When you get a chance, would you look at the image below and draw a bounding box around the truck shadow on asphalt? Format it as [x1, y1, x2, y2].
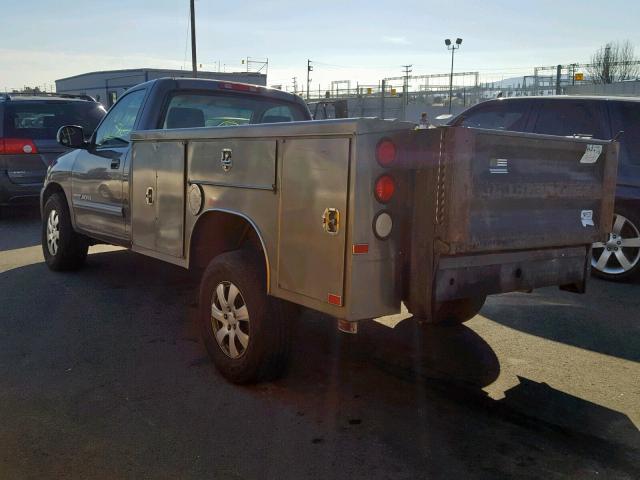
[481, 284, 640, 363]
[1, 249, 638, 478]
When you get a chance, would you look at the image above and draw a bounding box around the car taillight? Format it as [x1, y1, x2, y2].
[0, 138, 38, 155]
[376, 139, 396, 167]
[374, 174, 395, 203]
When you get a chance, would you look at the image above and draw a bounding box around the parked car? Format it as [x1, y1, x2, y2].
[449, 96, 640, 281]
[0, 92, 106, 210]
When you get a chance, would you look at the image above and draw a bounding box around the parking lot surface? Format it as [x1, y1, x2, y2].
[1, 208, 639, 479]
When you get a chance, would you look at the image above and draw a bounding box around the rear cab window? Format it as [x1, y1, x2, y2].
[457, 100, 531, 132]
[532, 100, 608, 139]
[161, 92, 308, 129]
[610, 101, 640, 166]
[3, 101, 106, 140]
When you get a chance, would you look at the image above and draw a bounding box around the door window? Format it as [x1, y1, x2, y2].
[94, 90, 145, 147]
[610, 102, 640, 166]
[533, 101, 606, 139]
[459, 101, 530, 132]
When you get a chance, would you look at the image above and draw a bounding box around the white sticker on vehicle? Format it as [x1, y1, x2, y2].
[580, 144, 602, 164]
[581, 210, 594, 227]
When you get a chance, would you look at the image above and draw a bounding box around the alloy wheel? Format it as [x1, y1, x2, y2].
[46, 209, 60, 256]
[592, 213, 640, 275]
[210, 281, 250, 359]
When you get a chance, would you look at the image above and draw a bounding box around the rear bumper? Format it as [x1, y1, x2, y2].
[434, 246, 590, 303]
[0, 170, 44, 206]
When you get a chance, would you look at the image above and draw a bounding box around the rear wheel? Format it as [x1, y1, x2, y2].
[42, 193, 88, 271]
[198, 250, 292, 384]
[423, 296, 486, 325]
[592, 206, 640, 282]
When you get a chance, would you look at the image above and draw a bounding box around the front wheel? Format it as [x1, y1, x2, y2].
[42, 193, 88, 271]
[198, 250, 292, 384]
[592, 207, 640, 282]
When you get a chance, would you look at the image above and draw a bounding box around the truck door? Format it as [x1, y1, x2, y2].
[72, 89, 146, 240]
[277, 137, 351, 306]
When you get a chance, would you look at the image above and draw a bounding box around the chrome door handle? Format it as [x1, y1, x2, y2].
[145, 187, 154, 205]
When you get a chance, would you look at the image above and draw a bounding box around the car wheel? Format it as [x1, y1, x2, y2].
[592, 206, 640, 282]
[421, 296, 487, 325]
[41, 193, 88, 271]
[198, 250, 292, 384]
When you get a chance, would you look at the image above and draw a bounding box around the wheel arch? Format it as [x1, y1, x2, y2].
[41, 182, 70, 220]
[189, 209, 271, 292]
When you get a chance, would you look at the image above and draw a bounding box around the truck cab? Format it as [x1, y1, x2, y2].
[43, 78, 310, 246]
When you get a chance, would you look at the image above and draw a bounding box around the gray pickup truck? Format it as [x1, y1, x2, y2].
[41, 78, 618, 383]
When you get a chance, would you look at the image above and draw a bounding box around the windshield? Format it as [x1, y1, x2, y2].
[3, 101, 106, 140]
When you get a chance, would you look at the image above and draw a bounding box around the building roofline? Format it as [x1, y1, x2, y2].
[56, 68, 265, 83]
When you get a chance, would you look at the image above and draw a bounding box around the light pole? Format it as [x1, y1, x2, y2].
[445, 38, 462, 113]
[190, 0, 197, 78]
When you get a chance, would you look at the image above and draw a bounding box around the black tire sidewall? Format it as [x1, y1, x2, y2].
[42, 193, 87, 271]
[198, 250, 280, 384]
[431, 296, 487, 325]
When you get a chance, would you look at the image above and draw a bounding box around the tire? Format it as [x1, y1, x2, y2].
[592, 205, 640, 282]
[198, 250, 292, 384]
[423, 296, 487, 325]
[42, 193, 88, 271]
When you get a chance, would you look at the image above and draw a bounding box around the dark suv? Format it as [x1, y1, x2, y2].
[0, 93, 106, 210]
[449, 96, 640, 281]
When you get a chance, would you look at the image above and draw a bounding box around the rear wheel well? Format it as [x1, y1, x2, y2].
[189, 211, 267, 277]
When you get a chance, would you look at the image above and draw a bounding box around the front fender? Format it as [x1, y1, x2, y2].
[40, 149, 81, 225]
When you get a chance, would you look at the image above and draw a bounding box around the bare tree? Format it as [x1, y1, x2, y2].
[587, 40, 639, 84]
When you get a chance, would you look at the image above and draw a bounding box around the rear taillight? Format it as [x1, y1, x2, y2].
[0, 138, 38, 155]
[374, 174, 395, 203]
[376, 139, 397, 167]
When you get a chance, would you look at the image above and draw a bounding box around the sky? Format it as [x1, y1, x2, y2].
[1, 0, 639, 92]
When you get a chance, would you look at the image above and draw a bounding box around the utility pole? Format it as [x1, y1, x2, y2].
[292, 77, 298, 95]
[555, 64, 562, 95]
[380, 79, 386, 119]
[401, 64, 412, 105]
[307, 60, 313, 100]
[190, 0, 197, 78]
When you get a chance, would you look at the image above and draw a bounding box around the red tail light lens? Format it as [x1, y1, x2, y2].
[376, 139, 396, 167]
[0, 138, 38, 155]
[374, 174, 395, 203]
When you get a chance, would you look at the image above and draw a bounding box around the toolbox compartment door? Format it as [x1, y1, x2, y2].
[277, 137, 350, 305]
[131, 141, 185, 258]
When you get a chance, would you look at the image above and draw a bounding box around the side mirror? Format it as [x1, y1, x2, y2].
[57, 125, 86, 149]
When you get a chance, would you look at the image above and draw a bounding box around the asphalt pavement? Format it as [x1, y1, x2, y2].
[1, 207, 639, 479]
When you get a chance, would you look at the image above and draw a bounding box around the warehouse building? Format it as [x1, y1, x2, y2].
[55, 68, 267, 107]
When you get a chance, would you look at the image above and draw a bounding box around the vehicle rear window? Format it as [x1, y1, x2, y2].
[3, 101, 106, 139]
[610, 102, 640, 166]
[533, 101, 607, 139]
[162, 93, 307, 129]
[458, 101, 529, 132]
